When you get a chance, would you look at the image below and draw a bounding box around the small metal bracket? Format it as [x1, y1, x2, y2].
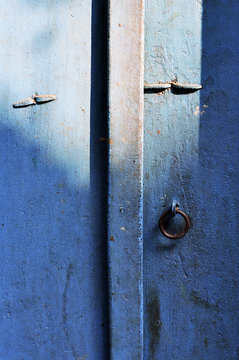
[12, 96, 36, 108]
[144, 81, 202, 94]
[171, 82, 202, 91]
[171, 82, 202, 94]
[13, 93, 56, 108]
[171, 199, 180, 217]
[34, 93, 57, 104]
[144, 83, 171, 93]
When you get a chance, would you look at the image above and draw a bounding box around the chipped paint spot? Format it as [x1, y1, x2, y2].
[146, 130, 161, 136]
[194, 106, 200, 116]
[195, 104, 208, 116]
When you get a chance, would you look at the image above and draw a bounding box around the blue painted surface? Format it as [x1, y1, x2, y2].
[144, 0, 239, 359]
[1, 1, 239, 358]
[0, 0, 108, 358]
[108, 1, 144, 358]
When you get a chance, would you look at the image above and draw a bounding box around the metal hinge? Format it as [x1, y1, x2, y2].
[144, 81, 202, 94]
[13, 93, 56, 108]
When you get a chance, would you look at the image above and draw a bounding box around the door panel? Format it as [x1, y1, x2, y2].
[0, 1, 108, 358]
[144, 1, 239, 359]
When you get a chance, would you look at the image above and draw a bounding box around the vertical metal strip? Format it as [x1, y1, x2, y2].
[108, 1, 144, 358]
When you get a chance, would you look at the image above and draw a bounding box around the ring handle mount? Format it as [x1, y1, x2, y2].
[159, 206, 190, 239]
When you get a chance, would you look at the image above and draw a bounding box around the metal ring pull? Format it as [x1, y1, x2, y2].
[159, 204, 190, 239]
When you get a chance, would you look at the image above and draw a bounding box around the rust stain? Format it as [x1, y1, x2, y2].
[100, 137, 113, 144]
[147, 130, 161, 136]
[146, 289, 162, 359]
[110, 236, 115, 242]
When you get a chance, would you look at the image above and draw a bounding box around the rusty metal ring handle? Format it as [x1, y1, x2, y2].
[159, 208, 190, 239]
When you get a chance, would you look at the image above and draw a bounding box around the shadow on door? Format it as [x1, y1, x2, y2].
[198, 1, 239, 356]
[0, 1, 109, 359]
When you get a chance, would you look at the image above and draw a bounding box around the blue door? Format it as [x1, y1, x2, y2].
[144, 0, 239, 359]
[0, 1, 108, 358]
[1, 1, 238, 359]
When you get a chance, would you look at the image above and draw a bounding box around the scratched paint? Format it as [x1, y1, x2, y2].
[144, 1, 239, 359]
[0, 0, 108, 358]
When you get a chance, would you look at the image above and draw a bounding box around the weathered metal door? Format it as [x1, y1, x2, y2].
[1, 1, 239, 359]
[144, 1, 239, 359]
[0, 1, 108, 359]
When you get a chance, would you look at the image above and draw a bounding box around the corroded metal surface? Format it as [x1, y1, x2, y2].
[144, 83, 171, 90]
[13, 93, 56, 107]
[159, 207, 190, 240]
[108, 0, 144, 358]
[12, 96, 37, 108]
[171, 82, 202, 90]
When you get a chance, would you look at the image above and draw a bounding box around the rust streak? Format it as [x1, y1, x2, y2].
[146, 289, 162, 359]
